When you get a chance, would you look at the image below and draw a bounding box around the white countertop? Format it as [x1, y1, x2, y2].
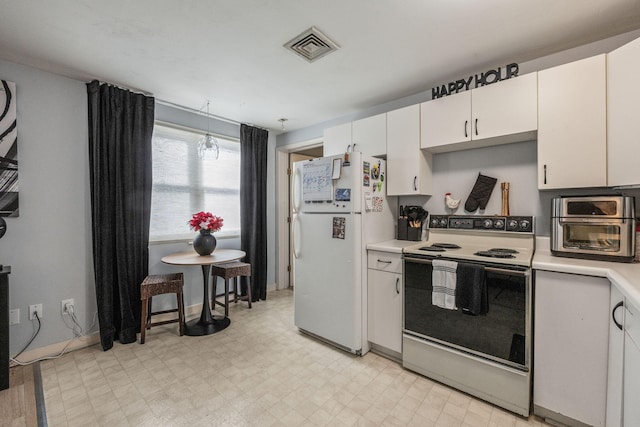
[534, 236, 640, 308]
[367, 239, 422, 254]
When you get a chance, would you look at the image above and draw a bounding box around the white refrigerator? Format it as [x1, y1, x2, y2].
[292, 152, 395, 355]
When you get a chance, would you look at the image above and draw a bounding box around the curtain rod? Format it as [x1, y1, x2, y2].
[155, 98, 242, 126]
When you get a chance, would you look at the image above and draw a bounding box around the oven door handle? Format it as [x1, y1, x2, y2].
[403, 256, 528, 276]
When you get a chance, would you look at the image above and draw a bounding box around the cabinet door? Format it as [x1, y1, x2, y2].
[420, 90, 471, 151]
[533, 270, 610, 426]
[538, 55, 607, 189]
[471, 72, 537, 141]
[352, 113, 386, 157]
[608, 37, 640, 187]
[323, 122, 351, 157]
[387, 104, 432, 195]
[624, 299, 640, 426]
[368, 269, 402, 354]
[607, 285, 625, 427]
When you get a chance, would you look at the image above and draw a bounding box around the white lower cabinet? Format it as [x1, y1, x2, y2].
[367, 250, 402, 357]
[607, 284, 640, 427]
[624, 298, 640, 426]
[607, 285, 624, 427]
[533, 270, 610, 427]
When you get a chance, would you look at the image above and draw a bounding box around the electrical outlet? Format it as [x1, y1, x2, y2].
[29, 304, 43, 320]
[9, 309, 20, 325]
[61, 299, 74, 315]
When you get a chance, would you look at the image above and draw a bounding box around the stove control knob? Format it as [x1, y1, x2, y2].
[440, 218, 448, 227]
[494, 219, 504, 229]
[508, 219, 519, 230]
[520, 219, 531, 231]
[431, 218, 439, 227]
[483, 219, 493, 229]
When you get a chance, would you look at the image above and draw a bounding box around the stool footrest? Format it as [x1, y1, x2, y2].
[150, 308, 179, 316]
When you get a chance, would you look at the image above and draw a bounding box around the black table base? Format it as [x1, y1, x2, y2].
[184, 264, 230, 336]
[184, 316, 230, 336]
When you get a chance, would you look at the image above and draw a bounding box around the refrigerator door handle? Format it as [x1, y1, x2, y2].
[292, 214, 301, 259]
[292, 165, 302, 213]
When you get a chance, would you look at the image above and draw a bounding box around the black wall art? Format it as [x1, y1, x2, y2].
[0, 80, 18, 217]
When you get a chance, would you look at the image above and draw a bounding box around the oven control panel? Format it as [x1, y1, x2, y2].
[429, 215, 534, 233]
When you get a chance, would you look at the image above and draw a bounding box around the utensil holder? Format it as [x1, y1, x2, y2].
[398, 218, 422, 241]
[398, 218, 408, 240]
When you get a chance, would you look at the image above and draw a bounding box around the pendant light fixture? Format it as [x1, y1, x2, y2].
[198, 101, 219, 160]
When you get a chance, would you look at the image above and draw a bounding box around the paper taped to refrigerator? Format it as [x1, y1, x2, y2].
[303, 158, 333, 202]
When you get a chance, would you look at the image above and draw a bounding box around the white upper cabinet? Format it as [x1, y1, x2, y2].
[420, 90, 472, 149]
[352, 113, 387, 157]
[608, 36, 640, 187]
[471, 72, 537, 141]
[421, 72, 537, 152]
[323, 122, 352, 156]
[538, 54, 607, 189]
[387, 104, 432, 196]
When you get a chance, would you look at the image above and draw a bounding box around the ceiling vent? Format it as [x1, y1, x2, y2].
[284, 26, 339, 63]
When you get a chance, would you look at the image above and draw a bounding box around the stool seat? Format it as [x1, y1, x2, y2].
[211, 262, 252, 315]
[140, 273, 185, 344]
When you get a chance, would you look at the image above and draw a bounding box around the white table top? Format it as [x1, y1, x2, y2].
[161, 249, 245, 266]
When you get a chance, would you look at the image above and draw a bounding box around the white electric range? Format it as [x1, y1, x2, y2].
[402, 214, 535, 416]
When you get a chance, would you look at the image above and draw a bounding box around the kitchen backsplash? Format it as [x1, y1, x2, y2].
[398, 139, 640, 237]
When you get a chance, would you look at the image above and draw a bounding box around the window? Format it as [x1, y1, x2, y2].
[150, 123, 240, 241]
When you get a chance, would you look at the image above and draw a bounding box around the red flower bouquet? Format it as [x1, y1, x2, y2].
[188, 211, 224, 233]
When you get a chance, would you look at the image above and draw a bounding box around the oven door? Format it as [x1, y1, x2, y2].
[403, 256, 531, 371]
[551, 218, 634, 259]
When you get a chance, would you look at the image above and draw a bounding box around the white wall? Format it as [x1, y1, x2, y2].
[0, 63, 278, 357]
[0, 58, 95, 356]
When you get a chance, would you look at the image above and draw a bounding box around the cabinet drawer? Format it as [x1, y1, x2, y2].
[368, 251, 402, 273]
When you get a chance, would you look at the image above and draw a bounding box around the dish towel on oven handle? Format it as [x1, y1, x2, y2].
[432, 259, 458, 310]
[455, 262, 488, 315]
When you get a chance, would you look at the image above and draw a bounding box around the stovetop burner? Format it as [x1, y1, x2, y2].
[474, 251, 516, 259]
[432, 243, 461, 249]
[488, 248, 519, 254]
[419, 246, 446, 252]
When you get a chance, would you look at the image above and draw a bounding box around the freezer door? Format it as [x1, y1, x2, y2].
[295, 154, 362, 214]
[293, 213, 363, 352]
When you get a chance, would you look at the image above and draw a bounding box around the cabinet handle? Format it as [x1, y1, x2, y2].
[464, 120, 468, 138]
[543, 164, 547, 185]
[377, 259, 392, 264]
[353, 143, 357, 152]
[475, 118, 478, 136]
[395, 277, 400, 294]
[347, 144, 351, 153]
[413, 176, 417, 191]
[613, 301, 624, 331]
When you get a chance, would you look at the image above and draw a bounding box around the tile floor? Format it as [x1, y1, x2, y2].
[41, 289, 551, 426]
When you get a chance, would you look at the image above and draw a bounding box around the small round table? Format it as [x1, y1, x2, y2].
[161, 249, 245, 336]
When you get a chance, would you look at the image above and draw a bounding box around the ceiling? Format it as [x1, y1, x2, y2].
[2, 1, 640, 134]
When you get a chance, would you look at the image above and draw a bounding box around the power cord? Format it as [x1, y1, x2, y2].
[10, 307, 99, 366]
[10, 312, 42, 363]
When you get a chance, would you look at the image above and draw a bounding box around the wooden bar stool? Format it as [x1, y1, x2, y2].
[211, 262, 252, 316]
[139, 273, 185, 344]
